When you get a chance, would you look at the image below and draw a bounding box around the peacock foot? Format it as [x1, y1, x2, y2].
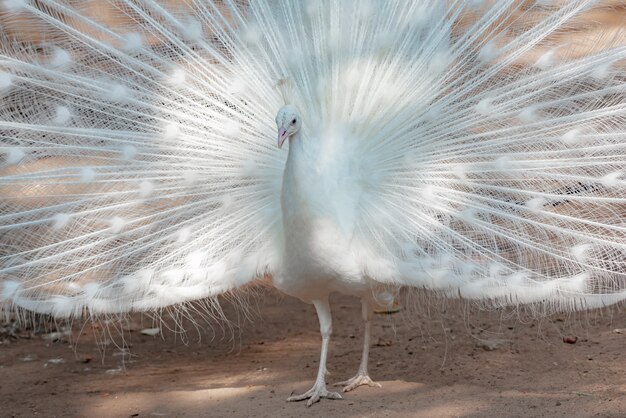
[334, 374, 382, 392]
[287, 382, 343, 407]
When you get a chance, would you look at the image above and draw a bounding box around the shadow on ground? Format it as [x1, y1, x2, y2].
[2, 288, 626, 418]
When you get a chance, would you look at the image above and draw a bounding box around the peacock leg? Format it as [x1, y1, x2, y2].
[334, 299, 382, 392]
[287, 298, 342, 406]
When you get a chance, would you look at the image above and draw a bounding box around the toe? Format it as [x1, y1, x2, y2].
[287, 391, 310, 402]
[338, 375, 381, 392]
[327, 391, 343, 400]
[343, 383, 358, 392]
[306, 394, 321, 407]
[288, 385, 343, 405]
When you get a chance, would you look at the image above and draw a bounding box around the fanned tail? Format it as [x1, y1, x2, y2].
[0, 0, 285, 317]
[1, 0, 625, 319]
[344, 1, 626, 312]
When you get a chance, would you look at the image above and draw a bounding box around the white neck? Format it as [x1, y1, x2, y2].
[285, 129, 305, 160]
[281, 129, 312, 216]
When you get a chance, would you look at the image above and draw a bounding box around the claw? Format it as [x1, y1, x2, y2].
[334, 374, 381, 392]
[287, 382, 342, 406]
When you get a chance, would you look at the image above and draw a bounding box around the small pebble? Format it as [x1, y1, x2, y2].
[140, 328, 160, 336]
[476, 340, 501, 351]
[375, 338, 392, 347]
[563, 336, 578, 344]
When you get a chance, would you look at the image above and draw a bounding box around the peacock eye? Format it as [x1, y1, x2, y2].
[292, 118, 297, 124]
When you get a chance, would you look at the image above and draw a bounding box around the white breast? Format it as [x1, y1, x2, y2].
[275, 130, 373, 302]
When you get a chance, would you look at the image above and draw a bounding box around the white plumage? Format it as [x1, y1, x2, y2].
[1, 0, 626, 406]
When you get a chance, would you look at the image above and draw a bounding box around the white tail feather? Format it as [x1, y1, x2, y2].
[1, 0, 626, 319]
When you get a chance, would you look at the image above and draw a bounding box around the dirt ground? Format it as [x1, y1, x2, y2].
[2, 288, 626, 418]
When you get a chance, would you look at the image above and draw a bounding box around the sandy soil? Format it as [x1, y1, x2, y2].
[2, 288, 626, 418]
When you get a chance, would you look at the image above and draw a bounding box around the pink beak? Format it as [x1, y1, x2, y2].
[277, 128, 289, 149]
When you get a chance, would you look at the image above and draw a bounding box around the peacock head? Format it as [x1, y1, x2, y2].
[275, 105, 301, 149]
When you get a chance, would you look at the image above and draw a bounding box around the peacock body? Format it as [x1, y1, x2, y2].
[1, 0, 626, 405]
